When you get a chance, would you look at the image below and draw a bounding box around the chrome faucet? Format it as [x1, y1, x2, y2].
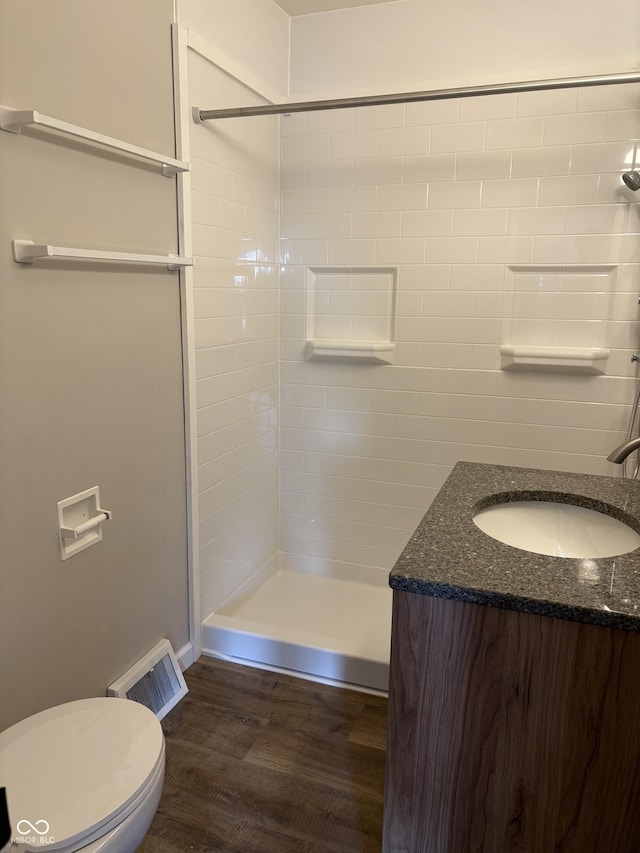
[607, 437, 640, 463]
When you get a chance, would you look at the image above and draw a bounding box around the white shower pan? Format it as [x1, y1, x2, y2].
[201, 556, 392, 692]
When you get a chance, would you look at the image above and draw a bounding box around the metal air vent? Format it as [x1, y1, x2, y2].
[107, 639, 188, 720]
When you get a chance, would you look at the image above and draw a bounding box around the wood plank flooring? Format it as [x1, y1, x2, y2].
[138, 656, 388, 853]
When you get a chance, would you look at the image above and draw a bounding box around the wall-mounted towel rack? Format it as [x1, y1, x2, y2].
[0, 105, 189, 177]
[12, 240, 193, 270]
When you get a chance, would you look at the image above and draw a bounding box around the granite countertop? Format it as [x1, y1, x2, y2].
[390, 461, 640, 631]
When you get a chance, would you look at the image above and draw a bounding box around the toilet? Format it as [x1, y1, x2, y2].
[0, 697, 164, 852]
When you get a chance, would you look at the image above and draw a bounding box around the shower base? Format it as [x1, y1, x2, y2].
[201, 556, 392, 692]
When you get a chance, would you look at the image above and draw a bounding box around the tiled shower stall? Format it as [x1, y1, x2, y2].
[188, 39, 640, 688]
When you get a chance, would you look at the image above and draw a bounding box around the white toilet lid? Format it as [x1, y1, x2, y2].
[0, 697, 164, 852]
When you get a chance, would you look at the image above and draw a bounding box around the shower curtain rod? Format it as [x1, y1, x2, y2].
[195, 71, 640, 121]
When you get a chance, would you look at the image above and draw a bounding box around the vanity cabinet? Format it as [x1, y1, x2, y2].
[383, 461, 640, 853]
[382, 590, 640, 852]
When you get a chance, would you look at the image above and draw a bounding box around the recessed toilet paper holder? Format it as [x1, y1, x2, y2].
[57, 486, 112, 560]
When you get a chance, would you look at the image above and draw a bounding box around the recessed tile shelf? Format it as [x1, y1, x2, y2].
[500, 345, 610, 374]
[501, 264, 617, 375]
[306, 339, 395, 364]
[305, 266, 397, 366]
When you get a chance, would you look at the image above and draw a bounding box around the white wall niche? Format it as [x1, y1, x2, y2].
[501, 264, 618, 374]
[305, 266, 397, 364]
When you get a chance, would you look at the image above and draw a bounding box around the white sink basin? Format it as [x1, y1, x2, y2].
[473, 500, 640, 558]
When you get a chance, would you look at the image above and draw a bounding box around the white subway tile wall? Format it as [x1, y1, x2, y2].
[189, 53, 280, 616]
[279, 83, 640, 576]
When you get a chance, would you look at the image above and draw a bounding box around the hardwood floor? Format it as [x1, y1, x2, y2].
[138, 656, 388, 853]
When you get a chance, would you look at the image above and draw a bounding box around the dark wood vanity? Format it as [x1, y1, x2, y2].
[382, 462, 640, 852]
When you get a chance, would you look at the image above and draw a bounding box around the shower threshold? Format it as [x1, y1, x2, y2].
[201, 556, 392, 693]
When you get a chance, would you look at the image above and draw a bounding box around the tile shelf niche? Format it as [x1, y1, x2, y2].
[305, 339, 396, 364]
[500, 345, 610, 374]
[305, 266, 397, 366]
[500, 264, 617, 375]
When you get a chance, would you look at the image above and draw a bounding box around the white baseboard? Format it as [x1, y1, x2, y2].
[176, 641, 196, 671]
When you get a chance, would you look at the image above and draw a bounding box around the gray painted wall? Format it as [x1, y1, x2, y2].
[0, 0, 189, 730]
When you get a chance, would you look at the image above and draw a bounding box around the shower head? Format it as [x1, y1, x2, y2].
[622, 171, 640, 191]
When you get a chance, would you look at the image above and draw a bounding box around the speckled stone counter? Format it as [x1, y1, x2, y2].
[390, 461, 640, 631]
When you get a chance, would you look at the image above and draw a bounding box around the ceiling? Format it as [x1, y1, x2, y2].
[272, 0, 402, 16]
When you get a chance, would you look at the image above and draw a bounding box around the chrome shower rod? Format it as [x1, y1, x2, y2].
[195, 71, 640, 121]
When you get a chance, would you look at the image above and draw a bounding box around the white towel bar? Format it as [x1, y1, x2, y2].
[12, 240, 193, 270]
[0, 105, 189, 177]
